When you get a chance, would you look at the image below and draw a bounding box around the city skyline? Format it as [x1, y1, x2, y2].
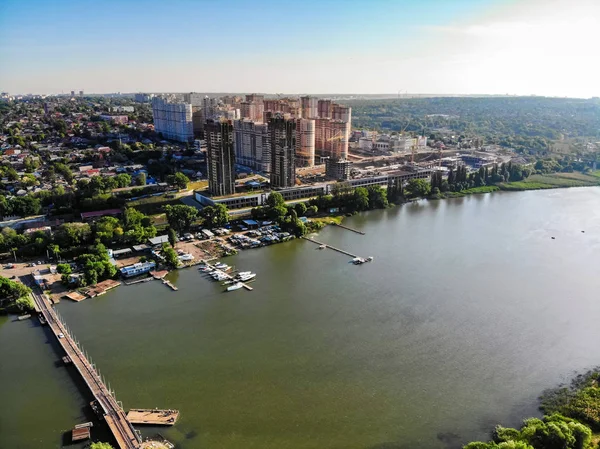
[1, 0, 599, 98]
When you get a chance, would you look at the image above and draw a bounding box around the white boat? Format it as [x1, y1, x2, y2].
[227, 282, 243, 291]
[236, 271, 251, 276]
[318, 244, 326, 249]
[215, 262, 229, 269]
[238, 273, 256, 282]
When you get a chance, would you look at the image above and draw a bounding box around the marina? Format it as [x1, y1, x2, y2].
[200, 260, 254, 291]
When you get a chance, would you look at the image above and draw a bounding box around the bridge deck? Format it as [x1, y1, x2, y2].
[30, 286, 140, 449]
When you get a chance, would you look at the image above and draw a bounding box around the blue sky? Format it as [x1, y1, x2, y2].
[1, 0, 598, 97]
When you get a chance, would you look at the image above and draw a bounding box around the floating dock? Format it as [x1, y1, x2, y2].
[127, 409, 180, 426]
[333, 223, 366, 235]
[64, 291, 86, 302]
[72, 423, 92, 442]
[81, 279, 122, 298]
[162, 280, 178, 291]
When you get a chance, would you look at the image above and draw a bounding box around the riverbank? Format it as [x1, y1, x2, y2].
[420, 171, 600, 201]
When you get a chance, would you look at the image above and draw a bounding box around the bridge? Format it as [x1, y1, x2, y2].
[28, 282, 141, 449]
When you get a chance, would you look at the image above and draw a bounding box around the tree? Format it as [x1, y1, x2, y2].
[0, 276, 31, 301]
[55, 223, 92, 248]
[162, 243, 179, 269]
[352, 187, 370, 211]
[464, 414, 593, 449]
[164, 204, 199, 232]
[136, 172, 147, 186]
[48, 244, 61, 261]
[406, 179, 431, 198]
[265, 192, 285, 208]
[294, 202, 307, 216]
[115, 173, 132, 188]
[367, 186, 389, 209]
[90, 442, 114, 449]
[199, 203, 229, 228]
[56, 263, 71, 275]
[167, 172, 190, 190]
[168, 228, 177, 247]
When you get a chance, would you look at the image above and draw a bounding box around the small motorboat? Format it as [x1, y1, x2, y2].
[238, 273, 256, 282]
[227, 282, 244, 292]
[318, 244, 326, 250]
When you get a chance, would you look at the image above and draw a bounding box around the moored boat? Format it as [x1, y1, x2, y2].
[227, 282, 243, 292]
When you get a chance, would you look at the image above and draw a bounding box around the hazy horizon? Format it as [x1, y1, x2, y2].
[1, 0, 599, 98]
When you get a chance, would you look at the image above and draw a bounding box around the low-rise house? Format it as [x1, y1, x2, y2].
[120, 261, 156, 278]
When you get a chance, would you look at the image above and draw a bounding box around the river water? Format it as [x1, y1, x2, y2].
[2, 187, 600, 449]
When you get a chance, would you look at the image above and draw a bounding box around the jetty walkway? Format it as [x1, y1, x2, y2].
[28, 282, 141, 449]
[302, 237, 359, 258]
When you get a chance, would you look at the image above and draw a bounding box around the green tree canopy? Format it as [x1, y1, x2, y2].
[164, 204, 199, 232]
[200, 203, 229, 228]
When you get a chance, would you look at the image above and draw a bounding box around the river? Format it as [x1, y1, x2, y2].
[2, 187, 600, 449]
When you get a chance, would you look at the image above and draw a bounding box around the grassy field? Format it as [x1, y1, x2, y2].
[187, 180, 208, 191]
[127, 194, 182, 214]
[499, 172, 600, 191]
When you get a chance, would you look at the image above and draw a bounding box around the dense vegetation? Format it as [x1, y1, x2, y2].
[464, 369, 600, 449]
[464, 414, 593, 449]
[0, 207, 156, 261]
[540, 369, 600, 432]
[0, 276, 33, 312]
[349, 97, 600, 155]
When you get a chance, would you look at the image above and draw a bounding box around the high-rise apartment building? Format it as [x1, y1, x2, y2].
[240, 94, 264, 122]
[300, 96, 318, 119]
[317, 99, 332, 119]
[295, 118, 315, 167]
[205, 119, 236, 196]
[314, 100, 351, 161]
[234, 119, 270, 172]
[152, 96, 194, 142]
[325, 158, 352, 180]
[135, 93, 154, 103]
[264, 98, 301, 118]
[183, 92, 204, 107]
[269, 115, 296, 188]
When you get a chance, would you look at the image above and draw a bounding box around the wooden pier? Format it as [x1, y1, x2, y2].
[302, 237, 359, 258]
[124, 277, 154, 286]
[333, 223, 365, 235]
[127, 409, 179, 426]
[162, 280, 178, 291]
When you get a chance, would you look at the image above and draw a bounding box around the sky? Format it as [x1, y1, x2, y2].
[0, 0, 598, 97]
